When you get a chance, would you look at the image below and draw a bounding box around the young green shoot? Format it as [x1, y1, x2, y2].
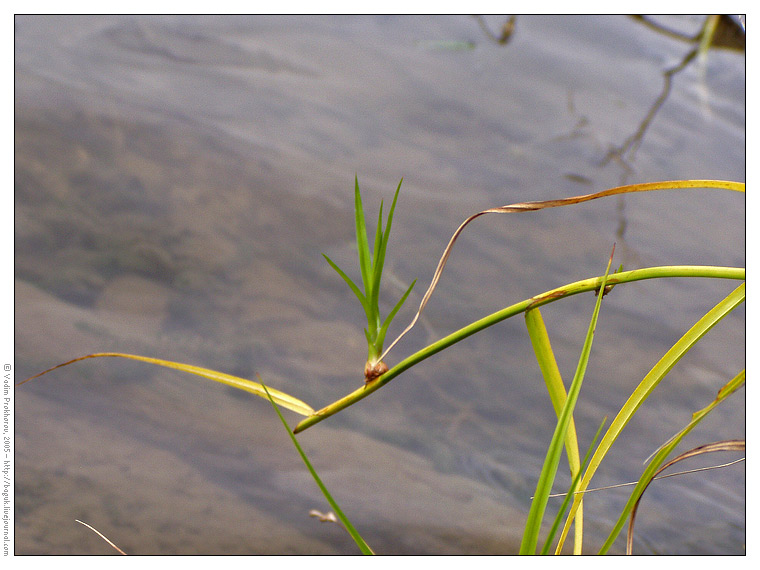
[322, 176, 416, 382]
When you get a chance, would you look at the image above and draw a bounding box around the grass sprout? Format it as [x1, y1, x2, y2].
[322, 176, 416, 382]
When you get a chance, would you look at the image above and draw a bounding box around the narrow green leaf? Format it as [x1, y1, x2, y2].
[367, 197, 385, 327]
[598, 369, 745, 554]
[540, 416, 607, 555]
[322, 254, 370, 315]
[354, 176, 373, 296]
[370, 179, 403, 314]
[262, 383, 375, 555]
[376, 279, 417, 353]
[525, 307, 583, 553]
[520, 246, 614, 555]
[525, 308, 582, 472]
[20, 352, 315, 417]
[372, 199, 385, 275]
[369, 204, 384, 321]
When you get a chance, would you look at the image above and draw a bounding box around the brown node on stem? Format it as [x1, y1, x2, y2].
[364, 360, 388, 383]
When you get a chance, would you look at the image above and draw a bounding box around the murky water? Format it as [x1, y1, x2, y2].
[14, 15, 744, 554]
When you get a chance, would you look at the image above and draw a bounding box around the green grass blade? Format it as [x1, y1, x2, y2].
[525, 308, 582, 475]
[370, 179, 403, 315]
[376, 278, 417, 353]
[525, 307, 584, 553]
[520, 246, 614, 555]
[372, 199, 385, 267]
[368, 200, 387, 320]
[371, 198, 385, 287]
[556, 281, 745, 552]
[323, 253, 370, 315]
[368, 200, 385, 329]
[354, 175, 373, 296]
[261, 383, 375, 555]
[20, 352, 315, 416]
[598, 369, 745, 554]
[540, 416, 607, 555]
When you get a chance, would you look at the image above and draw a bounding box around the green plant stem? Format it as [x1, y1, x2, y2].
[294, 264, 743, 433]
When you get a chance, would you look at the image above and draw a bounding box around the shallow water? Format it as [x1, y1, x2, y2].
[14, 15, 744, 554]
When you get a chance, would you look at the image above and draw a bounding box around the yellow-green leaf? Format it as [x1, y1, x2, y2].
[20, 352, 315, 417]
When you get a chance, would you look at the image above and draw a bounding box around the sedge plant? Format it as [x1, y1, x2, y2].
[321, 176, 416, 382]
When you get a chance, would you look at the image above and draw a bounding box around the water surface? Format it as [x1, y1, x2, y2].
[15, 15, 744, 554]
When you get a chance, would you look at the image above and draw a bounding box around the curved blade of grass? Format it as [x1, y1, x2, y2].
[555, 282, 745, 553]
[379, 179, 744, 363]
[525, 307, 584, 553]
[540, 416, 607, 555]
[625, 438, 744, 555]
[19, 352, 315, 417]
[294, 265, 744, 433]
[376, 278, 417, 352]
[519, 245, 615, 555]
[261, 382, 375, 555]
[323, 253, 369, 313]
[600, 369, 744, 554]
